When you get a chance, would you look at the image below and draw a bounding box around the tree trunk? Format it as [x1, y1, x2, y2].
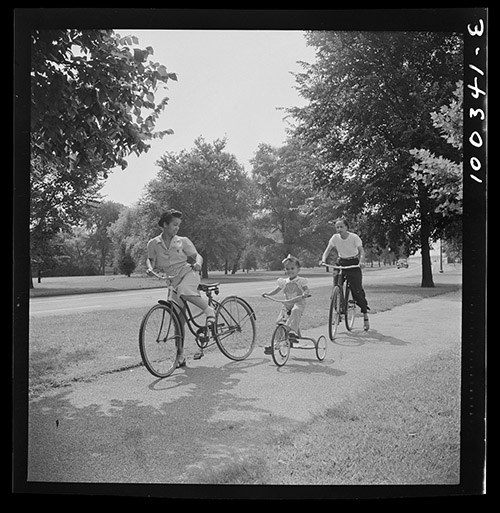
[418, 185, 435, 288]
[201, 250, 209, 279]
[101, 249, 106, 275]
[420, 235, 435, 287]
[231, 249, 243, 275]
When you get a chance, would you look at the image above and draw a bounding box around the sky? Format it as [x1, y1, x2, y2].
[100, 30, 317, 206]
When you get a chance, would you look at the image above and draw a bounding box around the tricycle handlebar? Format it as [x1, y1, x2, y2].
[262, 293, 311, 303]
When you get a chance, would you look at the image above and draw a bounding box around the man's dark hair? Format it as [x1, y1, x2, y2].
[334, 217, 350, 229]
[158, 209, 183, 227]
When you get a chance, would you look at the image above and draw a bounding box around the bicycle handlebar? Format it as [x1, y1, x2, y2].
[147, 270, 179, 282]
[147, 265, 194, 282]
[319, 262, 360, 270]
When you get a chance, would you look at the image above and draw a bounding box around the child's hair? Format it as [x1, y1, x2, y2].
[282, 254, 301, 267]
[334, 217, 350, 229]
[158, 209, 182, 227]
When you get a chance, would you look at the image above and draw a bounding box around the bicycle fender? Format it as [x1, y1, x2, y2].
[221, 295, 257, 320]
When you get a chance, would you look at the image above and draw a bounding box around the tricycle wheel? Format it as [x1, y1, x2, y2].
[271, 324, 290, 367]
[315, 335, 327, 361]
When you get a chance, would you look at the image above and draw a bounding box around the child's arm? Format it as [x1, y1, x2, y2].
[262, 286, 282, 297]
[288, 284, 311, 303]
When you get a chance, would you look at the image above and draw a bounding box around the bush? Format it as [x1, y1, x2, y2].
[116, 244, 136, 277]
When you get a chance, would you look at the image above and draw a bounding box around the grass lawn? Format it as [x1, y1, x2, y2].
[201, 347, 461, 485]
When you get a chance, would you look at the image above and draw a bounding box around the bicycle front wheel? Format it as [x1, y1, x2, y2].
[271, 324, 290, 367]
[214, 296, 256, 360]
[139, 303, 182, 378]
[344, 285, 356, 331]
[329, 286, 342, 341]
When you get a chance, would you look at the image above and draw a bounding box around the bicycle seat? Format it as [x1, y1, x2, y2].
[198, 282, 220, 292]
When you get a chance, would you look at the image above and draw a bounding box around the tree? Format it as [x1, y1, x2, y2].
[108, 205, 150, 271]
[31, 29, 176, 176]
[85, 201, 124, 274]
[47, 226, 100, 276]
[30, 29, 177, 285]
[141, 137, 256, 278]
[410, 80, 463, 251]
[290, 31, 463, 286]
[251, 138, 328, 269]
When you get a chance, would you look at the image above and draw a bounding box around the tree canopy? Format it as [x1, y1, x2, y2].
[30, 29, 176, 240]
[141, 137, 256, 278]
[29, 30, 464, 285]
[289, 31, 463, 286]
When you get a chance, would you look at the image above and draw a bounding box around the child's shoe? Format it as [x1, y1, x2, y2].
[288, 332, 299, 346]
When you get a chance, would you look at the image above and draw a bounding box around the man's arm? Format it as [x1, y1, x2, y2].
[357, 244, 365, 266]
[321, 240, 335, 263]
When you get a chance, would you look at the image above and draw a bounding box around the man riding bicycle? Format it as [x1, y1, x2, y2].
[320, 217, 370, 331]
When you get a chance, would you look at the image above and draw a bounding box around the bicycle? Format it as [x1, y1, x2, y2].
[139, 268, 257, 378]
[263, 294, 327, 367]
[321, 263, 360, 341]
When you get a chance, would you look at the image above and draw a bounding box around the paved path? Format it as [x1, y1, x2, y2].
[27, 287, 461, 484]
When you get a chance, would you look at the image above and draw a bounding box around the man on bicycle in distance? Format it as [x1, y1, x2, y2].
[320, 217, 370, 331]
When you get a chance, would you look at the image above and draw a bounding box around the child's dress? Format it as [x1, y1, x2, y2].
[276, 276, 309, 335]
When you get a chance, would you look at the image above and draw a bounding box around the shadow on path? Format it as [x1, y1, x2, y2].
[28, 356, 299, 484]
[333, 328, 411, 347]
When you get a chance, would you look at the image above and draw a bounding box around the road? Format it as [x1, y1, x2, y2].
[25, 264, 462, 486]
[29, 264, 426, 317]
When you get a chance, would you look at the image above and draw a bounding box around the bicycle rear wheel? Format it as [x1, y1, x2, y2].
[344, 285, 356, 331]
[214, 296, 256, 360]
[139, 303, 182, 378]
[271, 324, 290, 367]
[328, 286, 342, 341]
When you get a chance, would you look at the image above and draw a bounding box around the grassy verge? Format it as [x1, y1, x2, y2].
[202, 347, 461, 485]
[28, 266, 393, 298]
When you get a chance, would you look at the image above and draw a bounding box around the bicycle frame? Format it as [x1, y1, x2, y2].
[322, 263, 359, 339]
[151, 269, 254, 349]
[148, 268, 215, 343]
[332, 265, 359, 309]
[166, 295, 221, 343]
[140, 269, 257, 378]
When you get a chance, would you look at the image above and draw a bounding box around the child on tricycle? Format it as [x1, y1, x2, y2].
[262, 255, 327, 366]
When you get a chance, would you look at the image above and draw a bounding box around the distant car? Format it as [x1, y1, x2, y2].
[396, 259, 409, 269]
